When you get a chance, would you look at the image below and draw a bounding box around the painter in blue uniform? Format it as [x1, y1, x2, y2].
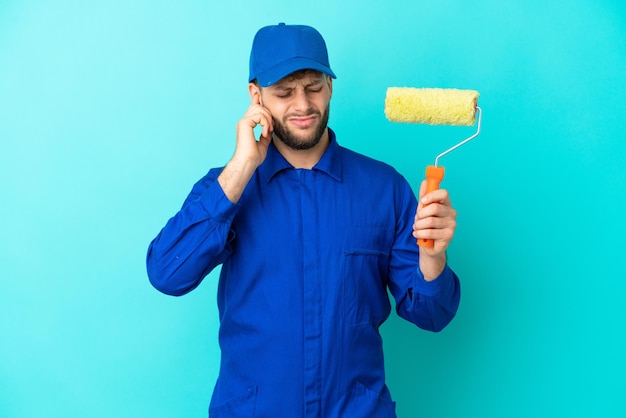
[147, 23, 461, 418]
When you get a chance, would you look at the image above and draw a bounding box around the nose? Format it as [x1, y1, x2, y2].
[292, 88, 312, 112]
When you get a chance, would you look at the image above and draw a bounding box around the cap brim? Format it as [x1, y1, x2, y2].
[254, 57, 336, 87]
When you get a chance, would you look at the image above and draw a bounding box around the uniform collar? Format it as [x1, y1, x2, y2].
[259, 128, 343, 183]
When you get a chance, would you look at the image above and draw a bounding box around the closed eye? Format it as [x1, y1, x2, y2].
[274, 89, 293, 99]
[272, 81, 325, 98]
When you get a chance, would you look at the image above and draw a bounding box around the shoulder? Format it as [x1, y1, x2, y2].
[339, 145, 405, 182]
[338, 145, 416, 201]
[337, 145, 418, 218]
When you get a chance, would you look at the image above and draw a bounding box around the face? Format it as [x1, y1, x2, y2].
[253, 71, 332, 150]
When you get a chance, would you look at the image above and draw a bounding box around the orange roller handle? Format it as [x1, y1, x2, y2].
[418, 165, 445, 248]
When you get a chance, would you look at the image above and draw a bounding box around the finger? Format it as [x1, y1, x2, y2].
[414, 202, 456, 229]
[413, 214, 456, 238]
[254, 104, 273, 127]
[414, 212, 456, 231]
[420, 188, 451, 207]
[243, 105, 273, 137]
[417, 201, 456, 218]
[416, 200, 440, 221]
[412, 226, 455, 243]
[258, 112, 274, 140]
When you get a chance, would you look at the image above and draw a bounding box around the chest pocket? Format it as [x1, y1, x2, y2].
[342, 225, 393, 326]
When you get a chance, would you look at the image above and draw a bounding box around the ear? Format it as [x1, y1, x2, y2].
[249, 82, 262, 105]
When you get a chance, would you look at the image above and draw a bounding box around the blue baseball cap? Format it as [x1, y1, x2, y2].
[249, 23, 337, 87]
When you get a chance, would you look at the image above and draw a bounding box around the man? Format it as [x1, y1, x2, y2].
[147, 23, 460, 417]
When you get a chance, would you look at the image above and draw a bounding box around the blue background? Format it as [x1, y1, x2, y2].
[1, 1, 625, 416]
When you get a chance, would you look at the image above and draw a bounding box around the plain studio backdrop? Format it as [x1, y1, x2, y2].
[1, 1, 625, 417]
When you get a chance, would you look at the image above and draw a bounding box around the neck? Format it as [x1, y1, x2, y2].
[273, 128, 330, 169]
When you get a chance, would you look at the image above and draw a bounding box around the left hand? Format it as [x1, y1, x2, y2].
[413, 180, 457, 257]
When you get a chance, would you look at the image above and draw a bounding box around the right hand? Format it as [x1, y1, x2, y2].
[233, 96, 274, 168]
[217, 96, 274, 203]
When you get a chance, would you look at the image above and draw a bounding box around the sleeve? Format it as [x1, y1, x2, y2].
[387, 177, 461, 332]
[146, 168, 239, 296]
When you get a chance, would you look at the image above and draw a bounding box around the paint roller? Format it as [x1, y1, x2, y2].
[384, 87, 482, 248]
